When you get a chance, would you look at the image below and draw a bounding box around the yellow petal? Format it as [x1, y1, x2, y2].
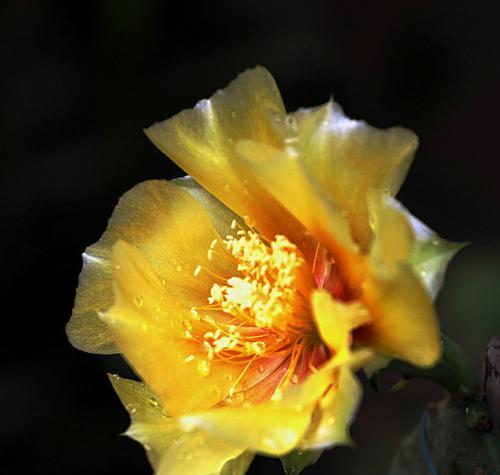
[145, 67, 303, 242]
[66, 179, 236, 355]
[311, 289, 371, 358]
[179, 349, 370, 456]
[301, 368, 362, 449]
[109, 374, 250, 475]
[173, 176, 243, 239]
[367, 189, 415, 274]
[235, 139, 365, 290]
[360, 263, 440, 367]
[103, 240, 243, 416]
[293, 100, 418, 248]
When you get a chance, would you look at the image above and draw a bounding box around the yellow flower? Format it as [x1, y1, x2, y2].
[67, 67, 458, 474]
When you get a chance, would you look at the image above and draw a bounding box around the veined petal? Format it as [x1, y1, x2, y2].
[109, 374, 250, 475]
[293, 100, 418, 248]
[179, 348, 370, 456]
[145, 67, 303, 242]
[235, 139, 366, 291]
[359, 263, 440, 367]
[67, 179, 237, 355]
[103, 241, 243, 416]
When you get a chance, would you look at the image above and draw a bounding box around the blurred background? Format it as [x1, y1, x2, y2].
[1, 1, 499, 474]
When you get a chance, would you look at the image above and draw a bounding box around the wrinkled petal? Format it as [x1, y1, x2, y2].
[67, 179, 237, 355]
[145, 67, 304, 243]
[293, 100, 418, 248]
[109, 374, 250, 475]
[235, 139, 366, 291]
[103, 240, 243, 415]
[358, 263, 440, 367]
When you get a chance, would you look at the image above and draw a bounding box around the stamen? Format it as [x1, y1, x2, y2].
[184, 226, 318, 395]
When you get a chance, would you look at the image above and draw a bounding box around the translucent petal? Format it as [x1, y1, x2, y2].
[145, 67, 304, 243]
[109, 374, 248, 475]
[403, 205, 465, 299]
[293, 100, 418, 248]
[103, 240, 243, 416]
[67, 179, 237, 354]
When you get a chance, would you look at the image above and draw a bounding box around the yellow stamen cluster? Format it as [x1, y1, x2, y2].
[209, 229, 304, 331]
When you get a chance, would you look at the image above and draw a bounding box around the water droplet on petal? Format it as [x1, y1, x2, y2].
[230, 391, 245, 404]
[133, 296, 144, 308]
[197, 360, 210, 376]
[209, 384, 221, 398]
[148, 397, 159, 407]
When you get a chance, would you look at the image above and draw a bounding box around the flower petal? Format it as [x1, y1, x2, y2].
[302, 368, 362, 449]
[67, 179, 237, 355]
[172, 176, 243, 239]
[359, 263, 440, 367]
[367, 189, 415, 274]
[103, 240, 243, 416]
[145, 67, 303, 242]
[293, 100, 418, 248]
[311, 289, 370, 357]
[179, 348, 370, 456]
[235, 139, 366, 291]
[109, 374, 250, 475]
[301, 291, 368, 449]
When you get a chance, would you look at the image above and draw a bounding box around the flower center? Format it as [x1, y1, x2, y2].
[186, 220, 325, 400]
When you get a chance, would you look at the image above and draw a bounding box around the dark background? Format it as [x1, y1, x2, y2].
[1, 1, 499, 474]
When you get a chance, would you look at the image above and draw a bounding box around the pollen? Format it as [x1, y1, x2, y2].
[211, 231, 304, 332]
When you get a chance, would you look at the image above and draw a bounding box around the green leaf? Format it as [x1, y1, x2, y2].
[280, 449, 323, 475]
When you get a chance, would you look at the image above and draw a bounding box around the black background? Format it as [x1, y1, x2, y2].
[2, 1, 500, 474]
